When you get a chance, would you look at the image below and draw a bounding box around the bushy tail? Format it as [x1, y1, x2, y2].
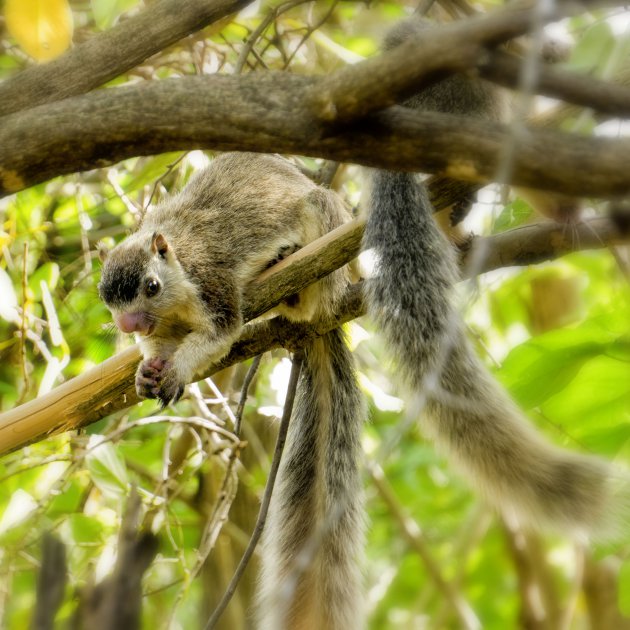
[257, 329, 365, 629]
[364, 170, 614, 535]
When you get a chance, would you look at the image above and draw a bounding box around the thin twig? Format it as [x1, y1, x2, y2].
[234, 0, 314, 73]
[314, 160, 340, 187]
[17, 242, 29, 405]
[282, 0, 340, 69]
[204, 350, 304, 630]
[234, 354, 262, 436]
[144, 153, 187, 215]
[167, 439, 243, 627]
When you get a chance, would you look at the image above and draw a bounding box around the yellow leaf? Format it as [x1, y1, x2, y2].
[5, 0, 73, 62]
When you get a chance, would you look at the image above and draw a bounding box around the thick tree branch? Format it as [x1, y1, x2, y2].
[77, 490, 159, 630]
[2, 1, 630, 197]
[461, 217, 627, 275]
[310, 0, 620, 122]
[33, 534, 67, 630]
[311, 4, 538, 122]
[0, 216, 625, 455]
[479, 49, 630, 119]
[2, 74, 630, 198]
[0, 0, 252, 117]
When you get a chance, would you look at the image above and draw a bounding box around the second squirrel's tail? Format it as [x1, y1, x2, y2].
[257, 328, 365, 629]
[363, 170, 614, 535]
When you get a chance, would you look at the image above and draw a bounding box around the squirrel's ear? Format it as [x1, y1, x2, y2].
[151, 233, 169, 258]
[97, 242, 109, 263]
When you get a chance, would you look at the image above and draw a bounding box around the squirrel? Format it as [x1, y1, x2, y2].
[98, 152, 365, 629]
[98, 16, 620, 630]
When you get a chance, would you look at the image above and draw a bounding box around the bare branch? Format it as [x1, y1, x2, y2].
[461, 217, 628, 276]
[234, 355, 262, 435]
[502, 522, 552, 630]
[0, 215, 625, 456]
[369, 463, 480, 630]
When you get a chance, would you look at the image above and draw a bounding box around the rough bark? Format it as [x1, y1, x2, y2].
[0, 0, 253, 117]
[2, 2, 630, 197]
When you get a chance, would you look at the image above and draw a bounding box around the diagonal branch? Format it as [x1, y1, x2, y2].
[0, 0, 253, 117]
[0, 215, 626, 456]
[478, 49, 630, 119]
[310, 0, 611, 123]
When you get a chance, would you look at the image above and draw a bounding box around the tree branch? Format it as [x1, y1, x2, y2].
[32, 534, 67, 630]
[310, 4, 538, 122]
[309, 0, 623, 123]
[3, 74, 630, 198]
[77, 489, 159, 630]
[0, 215, 626, 456]
[479, 49, 630, 119]
[3, 2, 630, 197]
[0, 0, 252, 117]
[461, 217, 628, 276]
[369, 463, 480, 630]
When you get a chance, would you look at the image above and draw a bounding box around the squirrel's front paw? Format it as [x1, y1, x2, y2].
[136, 357, 184, 406]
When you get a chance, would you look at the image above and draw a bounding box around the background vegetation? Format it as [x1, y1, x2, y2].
[0, 0, 629, 628]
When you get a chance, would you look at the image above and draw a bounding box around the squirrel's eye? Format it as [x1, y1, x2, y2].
[145, 279, 160, 298]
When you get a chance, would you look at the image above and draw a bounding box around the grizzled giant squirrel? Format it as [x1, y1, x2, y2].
[99, 15, 618, 630]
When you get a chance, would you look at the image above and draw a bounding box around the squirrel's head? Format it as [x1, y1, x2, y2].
[98, 232, 187, 336]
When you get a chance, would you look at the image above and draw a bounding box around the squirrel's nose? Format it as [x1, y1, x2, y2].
[114, 312, 153, 335]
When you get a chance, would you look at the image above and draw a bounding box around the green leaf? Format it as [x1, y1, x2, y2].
[541, 355, 630, 435]
[91, 0, 139, 30]
[85, 437, 129, 498]
[47, 478, 83, 517]
[498, 316, 629, 409]
[567, 21, 614, 75]
[492, 198, 533, 233]
[69, 513, 105, 544]
[580, 423, 630, 457]
[498, 339, 598, 409]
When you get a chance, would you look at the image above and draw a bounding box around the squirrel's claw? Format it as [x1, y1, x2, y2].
[135, 357, 184, 406]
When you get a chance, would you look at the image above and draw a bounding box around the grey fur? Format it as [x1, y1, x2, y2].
[363, 17, 615, 535]
[257, 329, 365, 630]
[364, 171, 611, 533]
